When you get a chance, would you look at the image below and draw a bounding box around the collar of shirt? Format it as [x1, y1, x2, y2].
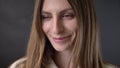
[47, 59, 80, 68]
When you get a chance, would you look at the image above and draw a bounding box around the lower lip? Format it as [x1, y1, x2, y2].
[53, 35, 71, 43]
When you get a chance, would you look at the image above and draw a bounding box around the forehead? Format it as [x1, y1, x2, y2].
[42, 0, 72, 12]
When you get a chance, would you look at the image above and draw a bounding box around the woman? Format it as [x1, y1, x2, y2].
[9, 0, 117, 68]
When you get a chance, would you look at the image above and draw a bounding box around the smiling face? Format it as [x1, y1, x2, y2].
[42, 0, 78, 52]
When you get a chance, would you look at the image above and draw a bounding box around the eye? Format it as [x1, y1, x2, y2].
[41, 15, 52, 21]
[62, 13, 75, 20]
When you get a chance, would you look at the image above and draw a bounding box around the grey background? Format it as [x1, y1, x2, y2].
[0, 0, 119, 68]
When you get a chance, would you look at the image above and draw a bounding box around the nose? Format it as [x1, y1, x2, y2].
[51, 16, 64, 34]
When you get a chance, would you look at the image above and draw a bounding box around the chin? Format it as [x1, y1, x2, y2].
[52, 44, 72, 52]
[54, 48, 66, 52]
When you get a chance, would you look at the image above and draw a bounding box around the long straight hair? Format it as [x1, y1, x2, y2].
[25, 0, 104, 68]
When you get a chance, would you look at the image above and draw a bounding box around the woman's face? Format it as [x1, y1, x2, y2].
[42, 0, 78, 52]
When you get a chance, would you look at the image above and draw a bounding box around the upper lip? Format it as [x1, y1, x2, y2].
[53, 35, 71, 40]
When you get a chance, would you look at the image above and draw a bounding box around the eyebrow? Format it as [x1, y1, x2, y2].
[41, 8, 73, 14]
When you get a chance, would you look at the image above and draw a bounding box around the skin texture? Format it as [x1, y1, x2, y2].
[42, 0, 78, 67]
[42, 0, 78, 52]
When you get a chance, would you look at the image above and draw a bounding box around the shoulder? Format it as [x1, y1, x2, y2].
[104, 63, 118, 68]
[9, 57, 26, 68]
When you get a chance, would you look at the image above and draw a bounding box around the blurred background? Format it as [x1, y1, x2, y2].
[0, 0, 119, 68]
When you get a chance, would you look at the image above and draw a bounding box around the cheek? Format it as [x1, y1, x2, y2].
[42, 22, 51, 34]
[64, 19, 78, 32]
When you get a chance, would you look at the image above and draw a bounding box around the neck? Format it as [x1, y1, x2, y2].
[53, 50, 72, 68]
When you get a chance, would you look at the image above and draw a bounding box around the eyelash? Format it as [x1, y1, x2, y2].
[62, 13, 74, 19]
[41, 13, 75, 21]
[41, 15, 51, 20]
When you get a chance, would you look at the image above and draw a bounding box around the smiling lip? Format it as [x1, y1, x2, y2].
[53, 35, 71, 43]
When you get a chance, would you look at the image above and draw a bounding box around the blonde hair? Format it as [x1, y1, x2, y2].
[24, 0, 104, 68]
